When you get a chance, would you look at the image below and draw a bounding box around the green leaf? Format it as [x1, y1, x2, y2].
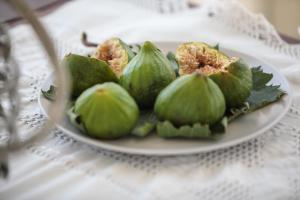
[132, 122, 156, 137]
[213, 43, 219, 50]
[157, 117, 227, 139]
[129, 44, 141, 55]
[251, 66, 273, 90]
[227, 102, 250, 122]
[41, 85, 56, 101]
[227, 66, 285, 119]
[131, 110, 157, 137]
[66, 106, 85, 132]
[247, 85, 285, 111]
[166, 51, 179, 76]
[210, 117, 228, 133]
[157, 121, 211, 138]
[248, 66, 285, 110]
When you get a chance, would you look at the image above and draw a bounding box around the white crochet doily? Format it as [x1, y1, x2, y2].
[3, 0, 300, 199]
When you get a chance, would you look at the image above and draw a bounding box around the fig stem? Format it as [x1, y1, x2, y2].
[81, 32, 98, 47]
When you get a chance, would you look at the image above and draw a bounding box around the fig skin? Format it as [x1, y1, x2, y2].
[63, 54, 118, 98]
[154, 73, 226, 126]
[209, 58, 252, 108]
[175, 42, 252, 108]
[74, 83, 139, 139]
[93, 38, 135, 77]
[120, 41, 176, 108]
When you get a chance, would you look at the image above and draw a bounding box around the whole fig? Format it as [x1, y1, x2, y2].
[154, 73, 226, 126]
[73, 82, 139, 139]
[120, 41, 176, 108]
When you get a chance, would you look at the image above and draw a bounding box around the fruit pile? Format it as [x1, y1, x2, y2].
[43, 37, 284, 140]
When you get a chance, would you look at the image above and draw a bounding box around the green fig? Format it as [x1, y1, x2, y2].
[209, 58, 252, 108]
[63, 54, 118, 98]
[73, 82, 139, 139]
[93, 38, 135, 77]
[120, 41, 176, 108]
[154, 73, 226, 126]
[176, 42, 252, 107]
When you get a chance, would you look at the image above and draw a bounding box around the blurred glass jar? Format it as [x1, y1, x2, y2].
[0, 0, 70, 179]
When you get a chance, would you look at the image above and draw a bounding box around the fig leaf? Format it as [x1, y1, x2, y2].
[67, 106, 85, 132]
[41, 85, 56, 101]
[129, 44, 141, 54]
[132, 110, 157, 137]
[157, 117, 227, 139]
[251, 66, 273, 90]
[166, 51, 179, 76]
[228, 66, 285, 121]
[247, 85, 285, 110]
[246, 66, 285, 110]
[213, 43, 219, 50]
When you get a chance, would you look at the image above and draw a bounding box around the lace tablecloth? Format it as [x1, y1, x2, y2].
[1, 0, 300, 199]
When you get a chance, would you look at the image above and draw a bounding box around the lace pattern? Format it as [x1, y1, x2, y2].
[202, 0, 300, 59]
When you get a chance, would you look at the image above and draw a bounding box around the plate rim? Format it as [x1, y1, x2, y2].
[38, 42, 293, 156]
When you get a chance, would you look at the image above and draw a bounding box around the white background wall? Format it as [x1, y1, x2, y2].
[237, 0, 300, 39]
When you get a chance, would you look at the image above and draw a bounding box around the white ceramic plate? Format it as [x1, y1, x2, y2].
[39, 42, 292, 156]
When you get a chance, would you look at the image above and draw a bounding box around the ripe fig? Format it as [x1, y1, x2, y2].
[209, 58, 252, 108]
[154, 73, 226, 126]
[120, 41, 176, 108]
[63, 54, 118, 98]
[176, 42, 252, 107]
[93, 38, 135, 77]
[73, 83, 139, 139]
